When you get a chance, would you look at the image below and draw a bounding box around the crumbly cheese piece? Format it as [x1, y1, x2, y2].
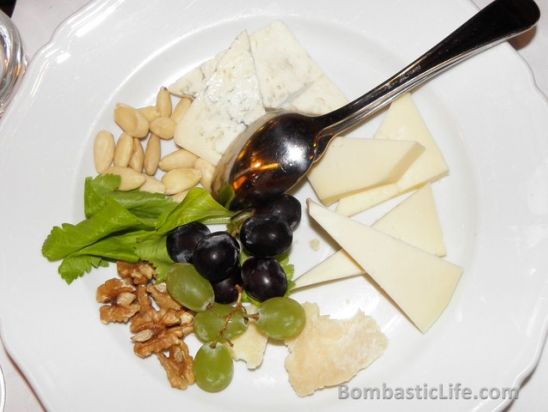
[285, 303, 387, 396]
[295, 184, 447, 288]
[285, 75, 348, 115]
[337, 94, 449, 216]
[308, 138, 424, 204]
[229, 318, 267, 370]
[174, 32, 265, 165]
[168, 53, 224, 98]
[250, 21, 324, 108]
[308, 201, 462, 332]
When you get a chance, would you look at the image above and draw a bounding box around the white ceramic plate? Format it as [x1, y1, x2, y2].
[1, 0, 548, 410]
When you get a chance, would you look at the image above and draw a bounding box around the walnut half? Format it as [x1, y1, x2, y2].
[157, 342, 195, 390]
[96, 278, 140, 324]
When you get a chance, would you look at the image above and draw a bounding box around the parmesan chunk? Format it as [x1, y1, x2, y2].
[285, 303, 387, 396]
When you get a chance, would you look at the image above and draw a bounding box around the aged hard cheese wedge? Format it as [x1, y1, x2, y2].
[337, 93, 449, 216]
[308, 138, 424, 204]
[174, 32, 265, 165]
[308, 200, 462, 332]
[285, 303, 387, 396]
[294, 184, 446, 289]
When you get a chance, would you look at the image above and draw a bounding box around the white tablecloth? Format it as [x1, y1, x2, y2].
[1, 0, 547, 410]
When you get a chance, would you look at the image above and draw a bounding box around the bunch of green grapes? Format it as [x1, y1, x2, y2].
[166, 263, 306, 392]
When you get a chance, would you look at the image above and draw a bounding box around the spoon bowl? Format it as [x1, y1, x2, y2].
[212, 111, 325, 209]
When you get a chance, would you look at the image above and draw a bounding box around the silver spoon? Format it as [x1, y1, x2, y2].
[212, 0, 540, 210]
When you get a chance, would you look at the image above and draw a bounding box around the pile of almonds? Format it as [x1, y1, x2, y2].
[93, 87, 214, 202]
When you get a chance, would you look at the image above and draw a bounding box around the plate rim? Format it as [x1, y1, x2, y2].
[0, 0, 547, 410]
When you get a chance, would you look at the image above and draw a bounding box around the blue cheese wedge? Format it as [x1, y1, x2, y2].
[285, 303, 387, 396]
[250, 21, 324, 108]
[168, 53, 223, 98]
[308, 200, 462, 333]
[284, 74, 348, 115]
[174, 32, 265, 165]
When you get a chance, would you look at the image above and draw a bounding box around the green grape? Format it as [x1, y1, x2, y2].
[166, 263, 214, 312]
[193, 343, 233, 392]
[256, 297, 305, 340]
[194, 303, 247, 342]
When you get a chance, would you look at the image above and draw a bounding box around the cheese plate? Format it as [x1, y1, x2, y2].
[0, 0, 547, 411]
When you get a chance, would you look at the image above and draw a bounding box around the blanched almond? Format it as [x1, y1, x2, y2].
[129, 138, 144, 172]
[162, 168, 201, 195]
[103, 166, 145, 190]
[171, 190, 189, 203]
[150, 117, 176, 140]
[144, 134, 161, 176]
[159, 149, 198, 171]
[113, 133, 133, 167]
[93, 130, 115, 173]
[156, 87, 172, 117]
[138, 106, 160, 122]
[194, 158, 215, 192]
[114, 104, 149, 138]
[171, 97, 191, 122]
[140, 176, 165, 193]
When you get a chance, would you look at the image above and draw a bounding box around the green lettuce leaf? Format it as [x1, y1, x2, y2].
[72, 230, 151, 262]
[42, 197, 147, 261]
[158, 187, 234, 233]
[58, 255, 108, 284]
[134, 234, 173, 282]
[84, 174, 121, 217]
[85, 174, 176, 225]
[44, 179, 238, 284]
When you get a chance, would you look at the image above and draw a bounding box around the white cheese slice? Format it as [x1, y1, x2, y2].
[308, 200, 462, 333]
[168, 53, 224, 98]
[308, 138, 424, 204]
[294, 250, 362, 289]
[374, 184, 446, 256]
[295, 184, 447, 289]
[250, 21, 324, 108]
[284, 74, 348, 115]
[337, 93, 449, 216]
[174, 32, 265, 165]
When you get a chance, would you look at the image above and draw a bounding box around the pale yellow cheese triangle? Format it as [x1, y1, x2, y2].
[337, 93, 449, 216]
[308, 138, 424, 204]
[295, 184, 446, 289]
[308, 201, 462, 332]
[373, 184, 446, 256]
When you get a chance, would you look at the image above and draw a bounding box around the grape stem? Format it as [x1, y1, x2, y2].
[219, 286, 246, 345]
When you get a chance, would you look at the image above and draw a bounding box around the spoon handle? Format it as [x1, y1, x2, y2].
[314, 0, 539, 156]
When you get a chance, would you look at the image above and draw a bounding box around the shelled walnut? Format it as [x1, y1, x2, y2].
[130, 284, 193, 358]
[95, 261, 195, 390]
[117, 261, 155, 285]
[96, 278, 140, 323]
[157, 342, 195, 389]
